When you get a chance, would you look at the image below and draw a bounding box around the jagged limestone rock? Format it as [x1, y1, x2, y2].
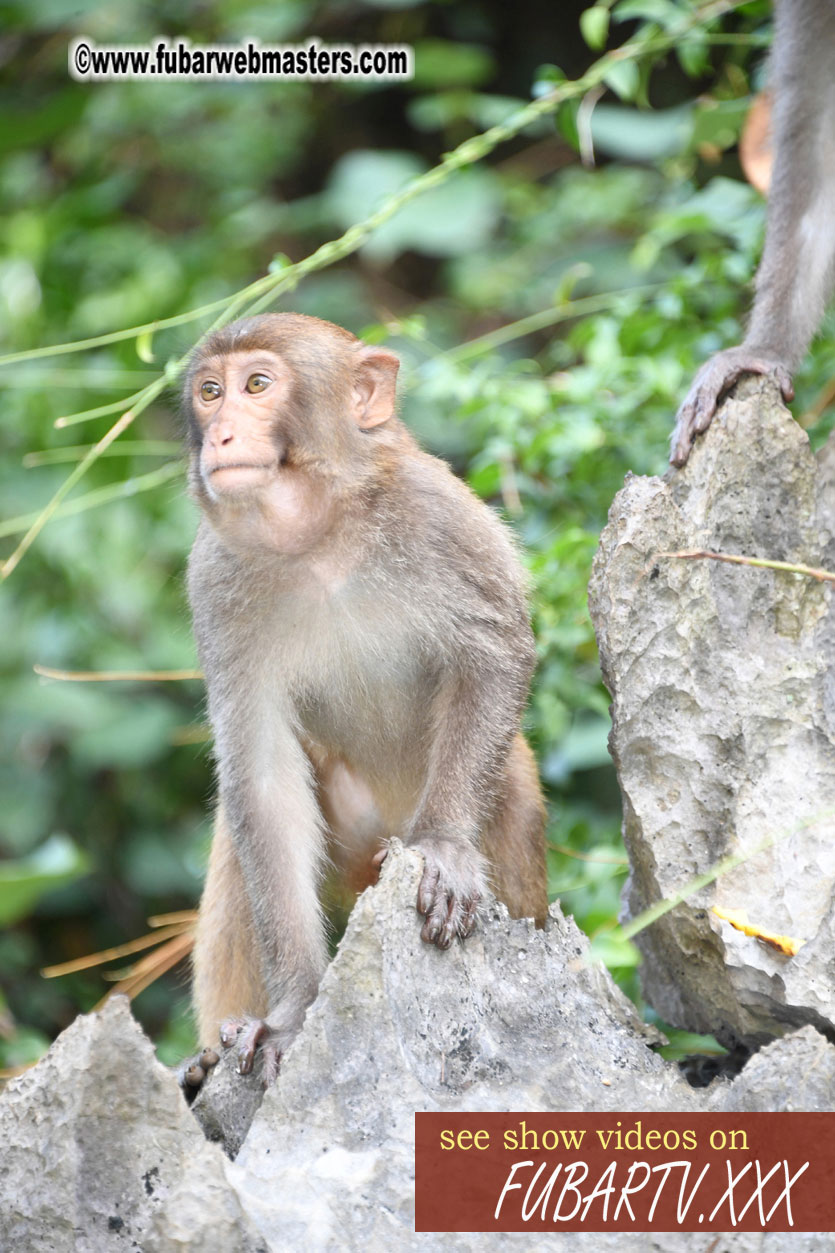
[228, 842, 695, 1249]
[2, 844, 833, 1251]
[190, 1038, 265, 1160]
[223, 843, 834, 1251]
[707, 1026, 835, 1112]
[589, 378, 835, 1047]
[0, 996, 262, 1253]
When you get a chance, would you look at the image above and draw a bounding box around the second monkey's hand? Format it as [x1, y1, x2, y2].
[671, 346, 794, 467]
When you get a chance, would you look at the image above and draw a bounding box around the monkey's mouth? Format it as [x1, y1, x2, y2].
[206, 462, 277, 492]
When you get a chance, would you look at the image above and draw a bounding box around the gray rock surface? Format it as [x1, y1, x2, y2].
[0, 995, 262, 1253]
[708, 1025, 835, 1112]
[228, 842, 697, 1250]
[209, 844, 834, 1251]
[589, 379, 835, 1048]
[2, 843, 833, 1251]
[190, 1038, 264, 1159]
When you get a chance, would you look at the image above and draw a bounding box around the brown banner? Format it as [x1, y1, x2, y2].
[415, 1113, 835, 1232]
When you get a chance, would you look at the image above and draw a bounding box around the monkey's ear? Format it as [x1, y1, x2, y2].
[351, 346, 400, 429]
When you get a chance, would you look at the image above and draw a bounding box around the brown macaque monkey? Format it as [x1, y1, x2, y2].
[671, 0, 835, 467]
[182, 312, 548, 1086]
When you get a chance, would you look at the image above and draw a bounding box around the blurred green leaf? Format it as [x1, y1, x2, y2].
[542, 716, 612, 784]
[581, 6, 611, 49]
[72, 699, 184, 769]
[591, 103, 691, 160]
[557, 99, 582, 152]
[326, 151, 501, 261]
[676, 33, 710, 78]
[657, 1028, 728, 1063]
[0, 1025, 50, 1069]
[602, 60, 641, 101]
[0, 835, 91, 926]
[691, 98, 751, 153]
[411, 40, 495, 90]
[613, 0, 684, 26]
[586, 931, 642, 969]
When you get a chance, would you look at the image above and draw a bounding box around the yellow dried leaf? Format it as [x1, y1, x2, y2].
[712, 906, 805, 957]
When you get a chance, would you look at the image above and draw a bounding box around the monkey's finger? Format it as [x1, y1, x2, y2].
[458, 895, 480, 937]
[774, 365, 795, 403]
[420, 916, 436, 944]
[199, 1047, 220, 1069]
[670, 404, 698, 466]
[693, 396, 719, 434]
[420, 889, 453, 945]
[421, 911, 444, 945]
[417, 865, 441, 916]
[676, 397, 697, 428]
[437, 895, 462, 949]
[670, 425, 696, 468]
[184, 1063, 206, 1088]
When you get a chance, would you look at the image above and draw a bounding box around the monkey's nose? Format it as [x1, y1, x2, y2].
[208, 423, 236, 449]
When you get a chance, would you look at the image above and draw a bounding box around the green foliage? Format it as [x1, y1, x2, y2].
[1, 0, 833, 1070]
[655, 1027, 728, 1064]
[580, 7, 611, 51]
[0, 835, 90, 927]
[325, 153, 503, 261]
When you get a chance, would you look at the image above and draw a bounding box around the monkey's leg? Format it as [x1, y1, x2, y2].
[671, 0, 835, 466]
[481, 732, 549, 923]
[210, 726, 330, 1085]
[192, 802, 267, 1045]
[178, 808, 266, 1097]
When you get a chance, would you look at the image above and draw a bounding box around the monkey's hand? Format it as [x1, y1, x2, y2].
[220, 1014, 298, 1087]
[412, 836, 487, 949]
[177, 1046, 221, 1102]
[671, 347, 794, 467]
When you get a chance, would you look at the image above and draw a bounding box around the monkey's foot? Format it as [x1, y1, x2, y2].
[177, 1046, 221, 1103]
[671, 347, 794, 466]
[220, 1016, 285, 1087]
[412, 838, 486, 949]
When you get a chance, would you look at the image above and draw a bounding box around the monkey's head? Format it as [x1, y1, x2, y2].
[182, 312, 400, 552]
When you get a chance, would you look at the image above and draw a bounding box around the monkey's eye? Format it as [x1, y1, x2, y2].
[245, 374, 271, 394]
[200, 381, 222, 402]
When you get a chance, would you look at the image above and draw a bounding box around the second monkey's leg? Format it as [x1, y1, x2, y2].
[671, 0, 835, 465]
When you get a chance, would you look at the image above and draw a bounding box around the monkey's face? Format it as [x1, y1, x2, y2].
[189, 349, 294, 501]
[184, 315, 401, 554]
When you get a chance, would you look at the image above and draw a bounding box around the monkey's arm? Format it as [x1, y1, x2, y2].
[671, 0, 835, 466]
[407, 638, 532, 948]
